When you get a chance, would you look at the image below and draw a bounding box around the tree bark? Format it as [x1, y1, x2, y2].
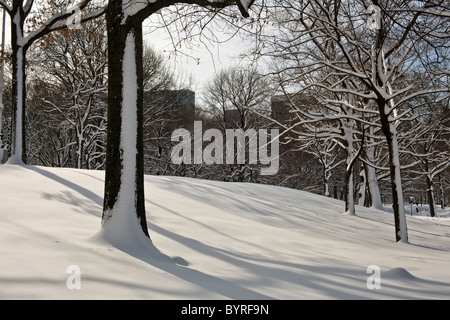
[365, 161, 383, 210]
[439, 175, 445, 210]
[324, 176, 330, 197]
[362, 126, 383, 210]
[425, 159, 436, 217]
[102, 2, 149, 238]
[9, 8, 27, 164]
[343, 133, 356, 215]
[344, 165, 355, 215]
[426, 177, 436, 218]
[380, 109, 408, 242]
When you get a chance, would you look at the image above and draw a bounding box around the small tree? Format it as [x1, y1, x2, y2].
[32, 18, 108, 169]
[204, 66, 272, 130]
[203, 66, 273, 182]
[0, 0, 104, 164]
[403, 106, 450, 217]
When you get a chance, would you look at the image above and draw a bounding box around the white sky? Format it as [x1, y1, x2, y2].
[0, 9, 252, 103]
[142, 18, 252, 101]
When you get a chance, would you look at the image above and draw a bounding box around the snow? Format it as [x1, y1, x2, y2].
[0, 164, 449, 299]
[121, 0, 154, 23]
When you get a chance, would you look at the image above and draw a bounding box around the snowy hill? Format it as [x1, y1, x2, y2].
[0, 164, 449, 300]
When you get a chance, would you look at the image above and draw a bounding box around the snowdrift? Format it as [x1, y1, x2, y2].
[0, 164, 449, 299]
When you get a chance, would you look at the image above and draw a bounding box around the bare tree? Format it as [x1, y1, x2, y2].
[257, 0, 449, 242]
[31, 18, 108, 169]
[202, 65, 273, 182]
[271, 91, 367, 215]
[304, 137, 345, 198]
[402, 106, 450, 217]
[0, 0, 105, 164]
[101, 0, 257, 244]
[204, 66, 272, 130]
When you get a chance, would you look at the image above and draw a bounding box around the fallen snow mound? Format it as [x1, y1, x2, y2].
[0, 164, 449, 299]
[384, 267, 418, 280]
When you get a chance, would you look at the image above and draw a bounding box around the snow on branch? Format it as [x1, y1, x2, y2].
[0, 1, 12, 13]
[26, 2, 106, 45]
[395, 88, 450, 111]
[125, 0, 256, 26]
[23, 0, 34, 16]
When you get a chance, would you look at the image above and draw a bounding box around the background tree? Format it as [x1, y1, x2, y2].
[402, 105, 450, 217]
[202, 65, 273, 182]
[0, 0, 104, 164]
[204, 66, 272, 131]
[29, 18, 108, 169]
[141, 45, 197, 176]
[303, 137, 345, 198]
[255, 0, 449, 242]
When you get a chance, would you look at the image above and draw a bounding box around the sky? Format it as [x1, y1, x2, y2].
[0, 8, 252, 104]
[142, 17, 253, 101]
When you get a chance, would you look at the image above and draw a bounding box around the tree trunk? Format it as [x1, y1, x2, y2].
[342, 121, 360, 216]
[324, 179, 330, 197]
[77, 131, 84, 169]
[363, 131, 383, 210]
[380, 113, 408, 242]
[439, 175, 445, 210]
[9, 19, 27, 164]
[102, 3, 149, 241]
[344, 165, 355, 215]
[343, 137, 356, 215]
[425, 160, 436, 217]
[365, 162, 383, 210]
[426, 178, 436, 218]
[323, 163, 330, 197]
[358, 168, 366, 206]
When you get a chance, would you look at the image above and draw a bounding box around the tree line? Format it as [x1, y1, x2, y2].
[0, 0, 448, 244]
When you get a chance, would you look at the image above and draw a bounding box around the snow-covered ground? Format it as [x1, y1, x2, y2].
[0, 164, 449, 299]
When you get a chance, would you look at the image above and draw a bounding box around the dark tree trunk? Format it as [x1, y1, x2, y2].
[363, 163, 373, 208]
[426, 177, 436, 218]
[425, 160, 436, 218]
[102, 1, 149, 238]
[9, 6, 27, 164]
[344, 165, 353, 214]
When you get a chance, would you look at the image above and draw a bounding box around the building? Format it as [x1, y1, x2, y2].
[144, 89, 196, 130]
[271, 93, 317, 123]
[223, 109, 242, 129]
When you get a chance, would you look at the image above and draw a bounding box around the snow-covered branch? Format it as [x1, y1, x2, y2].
[0, 0, 11, 13]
